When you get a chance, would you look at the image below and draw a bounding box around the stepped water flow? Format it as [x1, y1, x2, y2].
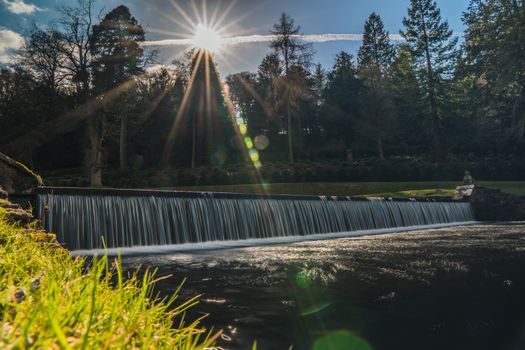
[36, 188, 476, 251]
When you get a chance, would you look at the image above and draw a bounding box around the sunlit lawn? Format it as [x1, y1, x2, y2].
[169, 181, 525, 198]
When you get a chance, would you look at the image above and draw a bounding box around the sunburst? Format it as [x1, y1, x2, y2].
[156, 0, 266, 186]
[192, 23, 223, 53]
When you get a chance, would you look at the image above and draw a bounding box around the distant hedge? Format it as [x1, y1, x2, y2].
[43, 156, 525, 188]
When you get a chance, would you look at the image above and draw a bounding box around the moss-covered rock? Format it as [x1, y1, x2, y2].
[0, 152, 43, 194]
[0, 198, 33, 225]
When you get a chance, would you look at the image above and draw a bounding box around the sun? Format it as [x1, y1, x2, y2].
[192, 24, 223, 53]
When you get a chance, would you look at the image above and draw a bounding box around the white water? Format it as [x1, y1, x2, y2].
[72, 222, 479, 257]
[37, 193, 475, 251]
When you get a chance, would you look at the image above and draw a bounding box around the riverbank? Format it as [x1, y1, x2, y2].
[166, 181, 525, 198]
[0, 206, 216, 349]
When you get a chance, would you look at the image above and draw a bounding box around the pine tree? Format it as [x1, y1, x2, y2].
[270, 14, 313, 163]
[323, 52, 362, 162]
[358, 12, 395, 159]
[270, 13, 313, 75]
[358, 12, 395, 72]
[312, 63, 326, 107]
[91, 5, 147, 172]
[463, 0, 525, 150]
[401, 0, 458, 162]
[391, 45, 429, 154]
[255, 53, 282, 140]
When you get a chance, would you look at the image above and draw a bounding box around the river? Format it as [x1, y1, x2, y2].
[121, 223, 525, 350]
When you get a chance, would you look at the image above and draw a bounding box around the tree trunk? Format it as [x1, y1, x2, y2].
[191, 114, 196, 169]
[421, 16, 444, 163]
[377, 135, 385, 160]
[119, 114, 127, 171]
[287, 106, 294, 164]
[346, 147, 354, 163]
[88, 118, 103, 187]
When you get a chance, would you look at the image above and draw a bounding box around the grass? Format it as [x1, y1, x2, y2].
[168, 181, 525, 198]
[0, 207, 217, 349]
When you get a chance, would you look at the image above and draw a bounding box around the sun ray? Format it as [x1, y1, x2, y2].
[204, 52, 213, 154]
[190, 0, 203, 28]
[201, 0, 208, 27]
[153, 0, 273, 178]
[215, 3, 266, 34]
[159, 11, 196, 35]
[148, 27, 195, 39]
[167, 0, 198, 31]
[217, 67, 266, 187]
[209, 1, 222, 30]
[213, 0, 238, 30]
[217, 48, 256, 70]
[161, 50, 205, 167]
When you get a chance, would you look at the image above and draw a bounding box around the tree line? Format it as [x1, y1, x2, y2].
[0, 0, 524, 186]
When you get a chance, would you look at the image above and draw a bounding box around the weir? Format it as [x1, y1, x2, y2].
[36, 187, 476, 251]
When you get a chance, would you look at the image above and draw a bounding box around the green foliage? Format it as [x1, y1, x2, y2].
[323, 52, 361, 150]
[358, 13, 396, 159]
[463, 0, 525, 148]
[91, 5, 146, 90]
[0, 215, 216, 349]
[401, 0, 459, 161]
[3, 3, 525, 180]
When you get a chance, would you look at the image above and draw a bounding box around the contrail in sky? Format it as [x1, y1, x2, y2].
[141, 33, 405, 47]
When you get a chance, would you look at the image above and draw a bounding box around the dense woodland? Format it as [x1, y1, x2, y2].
[1, 0, 524, 187]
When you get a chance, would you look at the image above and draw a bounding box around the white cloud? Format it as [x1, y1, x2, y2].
[0, 28, 24, 63]
[2, 0, 43, 14]
[141, 33, 405, 48]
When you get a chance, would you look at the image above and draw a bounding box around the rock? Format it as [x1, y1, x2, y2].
[470, 187, 525, 221]
[0, 197, 34, 225]
[0, 152, 43, 195]
[0, 198, 22, 210]
[3, 207, 34, 225]
[0, 185, 7, 199]
[454, 185, 476, 200]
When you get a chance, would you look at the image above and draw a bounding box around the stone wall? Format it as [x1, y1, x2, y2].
[470, 187, 525, 221]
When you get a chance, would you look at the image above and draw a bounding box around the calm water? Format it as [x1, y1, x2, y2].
[121, 223, 525, 350]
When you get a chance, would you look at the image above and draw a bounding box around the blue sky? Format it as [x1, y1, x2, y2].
[0, 0, 470, 75]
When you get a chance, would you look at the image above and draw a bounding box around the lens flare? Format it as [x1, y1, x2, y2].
[244, 137, 254, 149]
[239, 124, 248, 135]
[249, 149, 260, 162]
[254, 135, 270, 150]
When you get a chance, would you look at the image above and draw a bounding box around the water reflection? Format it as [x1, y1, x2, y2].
[122, 224, 525, 350]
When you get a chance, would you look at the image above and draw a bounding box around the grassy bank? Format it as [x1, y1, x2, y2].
[0, 208, 216, 349]
[167, 181, 525, 198]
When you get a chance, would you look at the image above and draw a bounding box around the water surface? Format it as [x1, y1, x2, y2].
[122, 223, 525, 350]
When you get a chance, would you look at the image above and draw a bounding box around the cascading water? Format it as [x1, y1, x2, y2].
[36, 188, 475, 251]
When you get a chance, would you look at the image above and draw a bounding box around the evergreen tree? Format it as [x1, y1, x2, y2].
[358, 12, 395, 159]
[323, 52, 362, 162]
[391, 45, 427, 154]
[270, 13, 313, 75]
[312, 63, 326, 107]
[91, 5, 147, 172]
[270, 13, 313, 163]
[255, 54, 283, 145]
[358, 13, 395, 71]
[401, 0, 458, 162]
[463, 0, 525, 151]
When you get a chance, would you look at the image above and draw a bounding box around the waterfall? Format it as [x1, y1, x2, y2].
[36, 189, 475, 251]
